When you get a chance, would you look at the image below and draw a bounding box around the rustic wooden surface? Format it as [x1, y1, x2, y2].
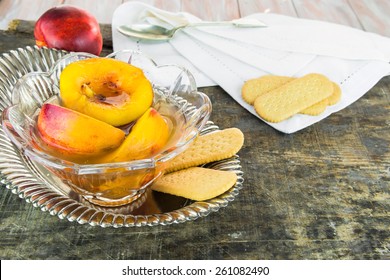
[0, 0, 390, 260]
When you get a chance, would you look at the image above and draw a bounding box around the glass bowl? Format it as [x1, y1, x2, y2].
[1, 50, 211, 207]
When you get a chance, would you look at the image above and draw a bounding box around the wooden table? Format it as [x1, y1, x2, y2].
[0, 0, 389, 260]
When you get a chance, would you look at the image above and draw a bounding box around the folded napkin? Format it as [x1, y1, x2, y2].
[112, 1, 390, 133]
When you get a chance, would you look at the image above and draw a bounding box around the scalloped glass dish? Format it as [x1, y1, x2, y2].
[2, 50, 212, 207]
[0, 46, 243, 227]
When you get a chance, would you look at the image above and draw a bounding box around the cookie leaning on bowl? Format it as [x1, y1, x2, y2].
[165, 127, 244, 173]
[151, 128, 244, 201]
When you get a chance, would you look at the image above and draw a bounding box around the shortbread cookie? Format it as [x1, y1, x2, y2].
[254, 73, 333, 122]
[242, 75, 294, 105]
[300, 82, 342, 115]
[166, 128, 244, 173]
[152, 167, 237, 201]
[328, 82, 342, 105]
[300, 98, 329, 115]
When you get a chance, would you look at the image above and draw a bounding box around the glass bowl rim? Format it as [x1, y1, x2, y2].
[1, 50, 211, 173]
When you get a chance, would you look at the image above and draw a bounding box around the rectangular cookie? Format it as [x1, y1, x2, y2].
[242, 75, 294, 105]
[300, 81, 342, 115]
[152, 167, 237, 201]
[166, 127, 244, 173]
[254, 73, 333, 122]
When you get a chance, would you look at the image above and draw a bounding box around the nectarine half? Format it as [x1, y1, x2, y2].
[59, 57, 154, 127]
[37, 103, 125, 157]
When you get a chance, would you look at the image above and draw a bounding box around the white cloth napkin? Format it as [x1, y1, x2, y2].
[112, 1, 390, 133]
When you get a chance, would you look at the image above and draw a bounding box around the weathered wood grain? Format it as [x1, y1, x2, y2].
[1, 0, 390, 38]
[64, 0, 123, 23]
[181, 0, 240, 20]
[348, 0, 390, 37]
[292, 0, 362, 29]
[0, 51, 389, 259]
[123, 0, 181, 12]
[238, 0, 297, 17]
[0, 0, 62, 30]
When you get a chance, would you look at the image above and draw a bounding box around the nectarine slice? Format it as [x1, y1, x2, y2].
[37, 103, 125, 156]
[59, 57, 153, 126]
[94, 107, 170, 163]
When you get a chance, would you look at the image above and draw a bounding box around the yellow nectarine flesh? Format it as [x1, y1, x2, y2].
[94, 107, 170, 163]
[37, 103, 125, 156]
[59, 57, 154, 126]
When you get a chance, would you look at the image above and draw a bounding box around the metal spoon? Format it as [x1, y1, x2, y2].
[117, 18, 267, 41]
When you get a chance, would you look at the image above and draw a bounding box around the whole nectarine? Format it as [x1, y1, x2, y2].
[34, 5, 103, 55]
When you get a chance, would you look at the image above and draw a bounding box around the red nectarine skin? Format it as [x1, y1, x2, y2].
[34, 6, 103, 55]
[37, 103, 125, 156]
